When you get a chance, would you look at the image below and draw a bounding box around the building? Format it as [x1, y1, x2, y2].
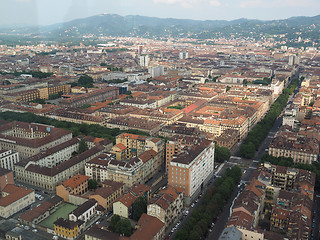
[168, 139, 215, 204]
[215, 129, 239, 150]
[165, 136, 200, 171]
[15, 145, 105, 190]
[147, 186, 183, 228]
[113, 184, 151, 218]
[69, 199, 98, 223]
[84, 225, 120, 240]
[139, 55, 150, 67]
[85, 148, 162, 188]
[116, 133, 164, 158]
[0, 150, 19, 171]
[149, 66, 164, 78]
[0, 168, 14, 191]
[268, 130, 319, 165]
[89, 180, 125, 211]
[38, 83, 71, 100]
[3, 89, 40, 102]
[0, 184, 35, 218]
[0, 121, 72, 160]
[130, 213, 165, 240]
[56, 175, 90, 202]
[58, 87, 118, 108]
[54, 218, 83, 240]
[19, 196, 64, 226]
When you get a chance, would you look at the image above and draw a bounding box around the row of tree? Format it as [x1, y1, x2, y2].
[174, 166, 242, 240]
[0, 111, 149, 142]
[239, 78, 298, 158]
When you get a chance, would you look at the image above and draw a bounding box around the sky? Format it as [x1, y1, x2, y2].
[1, 0, 320, 26]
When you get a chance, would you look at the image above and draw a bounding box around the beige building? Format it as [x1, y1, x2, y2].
[147, 186, 183, 228]
[85, 148, 162, 188]
[0, 184, 35, 218]
[56, 175, 90, 202]
[89, 180, 125, 211]
[0, 121, 72, 160]
[113, 184, 151, 218]
[15, 145, 105, 190]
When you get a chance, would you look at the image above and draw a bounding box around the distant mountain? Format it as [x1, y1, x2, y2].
[0, 14, 319, 42]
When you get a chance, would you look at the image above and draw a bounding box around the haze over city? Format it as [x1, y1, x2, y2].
[1, 0, 320, 26]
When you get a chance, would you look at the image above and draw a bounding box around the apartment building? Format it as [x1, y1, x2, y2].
[0, 121, 72, 160]
[24, 137, 80, 168]
[15, 145, 105, 190]
[165, 136, 200, 171]
[147, 186, 183, 228]
[116, 133, 164, 158]
[85, 149, 162, 187]
[106, 116, 163, 135]
[56, 175, 90, 202]
[0, 184, 35, 218]
[0, 168, 14, 191]
[113, 184, 151, 218]
[68, 199, 98, 223]
[54, 218, 83, 240]
[268, 130, 319, 164]
[129, 213, 165, 240]
[0, 150, 19, 171]
[38, 83, 71, 99]
[3, 89, 40, 102]
[168, 139, 215, 204]
[59, 87, 118, 108]
[89, 180, 125, 211]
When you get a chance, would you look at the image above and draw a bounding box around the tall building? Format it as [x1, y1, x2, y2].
[139, 55, 150, 67]
[179, 52, 188, 60]
[168, 139, 214, 205]
[149, 66, 164, 78]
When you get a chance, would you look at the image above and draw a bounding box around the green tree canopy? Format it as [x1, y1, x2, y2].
[115, 219, 132, 237]
[132, 196, 147, 221]
[78, 138, 89, 154]
[78, 74, 94, 88]
[214, 144, 231, 163]
[88, 179, 98, 189]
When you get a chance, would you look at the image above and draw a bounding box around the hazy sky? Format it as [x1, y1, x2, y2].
[1, 0, 320, 26]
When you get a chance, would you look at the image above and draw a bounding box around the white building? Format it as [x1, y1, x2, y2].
[149, 66, 165, 78]
[68, 199, 98, 223]
[168, 139, 215, 205]
[0, 150, 19, 171]
[0, 184, 35, 218]
[179, 52, 188, 60]
[24, 138, 80, 168]
[140, 55, 150, 67]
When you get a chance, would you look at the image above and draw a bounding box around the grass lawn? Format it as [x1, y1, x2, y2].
[39, 203, 77, 229]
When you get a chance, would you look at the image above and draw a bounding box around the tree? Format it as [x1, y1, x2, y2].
[111, 214, 121, 228]
[132, 196, 147, 221]
[88, 179, 98, 189]
[214, 145, 231, 163]
[78, 74, 94, 88]
[226, 86, 231, 92]
[115, 219, 132, 236]
[78, 138, 89, 153]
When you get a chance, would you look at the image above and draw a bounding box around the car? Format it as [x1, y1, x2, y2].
[312, 223, 315, 228]
[96, 221, 100, 225]
[191, 203, 195, 208]
[24, 226, 30, 230]
[32, 229, 38, 233]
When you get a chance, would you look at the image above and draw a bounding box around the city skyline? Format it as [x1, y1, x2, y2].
[1, 0, 320, 27]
